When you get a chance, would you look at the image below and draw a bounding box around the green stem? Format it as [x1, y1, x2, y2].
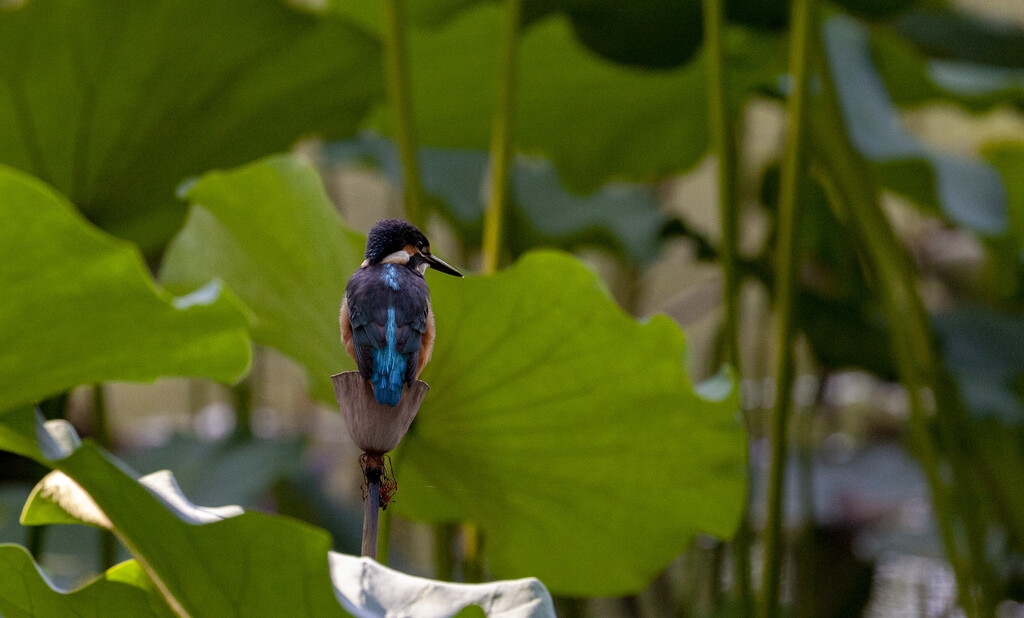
[810, 31, 993, 615]
[93, 384, 117, 570]
[761, 0, 817, 614]
[795, 370, 825, 618]
[480, 0, 522, 274]
[383, 0, 426, 228]
[701, 0, 751, 610]
[702, 0, 741, 374]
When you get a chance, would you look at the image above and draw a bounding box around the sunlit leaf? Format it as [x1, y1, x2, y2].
[824, 15, 1008, 235]
[0, 166, 251, 412]
[404, 251, 745, 595]
[160, 155, 363, 402]
[160, 157, 747, 596]
[0, 0, 382, 251]
[1, 408, 555, 617]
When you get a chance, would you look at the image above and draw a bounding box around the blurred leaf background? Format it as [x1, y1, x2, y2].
[1, 0, 1023, 615]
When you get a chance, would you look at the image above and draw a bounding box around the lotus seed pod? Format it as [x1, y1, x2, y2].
[331, 372, 428, 454]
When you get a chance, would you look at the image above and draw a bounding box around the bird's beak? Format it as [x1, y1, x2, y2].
[423, 253, 463, 277]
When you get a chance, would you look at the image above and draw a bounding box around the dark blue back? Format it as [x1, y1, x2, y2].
[345, 263, 430, 405]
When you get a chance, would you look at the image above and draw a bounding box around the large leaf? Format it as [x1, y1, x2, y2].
[327, 134, 670, 266]
[0, 546, 174, 618]
[341, 2, 785, 192]
[403, 252, 744, 595]
[160, 155, 363, 402]
[0, 0, 382, 251]
[160, 157, 747, 596]
[335, 0, 706, 69]
[0, 166, 250, 412]
[823, 15, 1008, 235]
[0, 408, 555, 617]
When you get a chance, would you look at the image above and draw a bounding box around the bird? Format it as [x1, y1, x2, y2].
[340, 219, 463, 406]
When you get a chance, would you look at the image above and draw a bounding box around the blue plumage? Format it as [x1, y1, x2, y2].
[340, 219, 462, 407]
[380, 264, 401, 291]
[370, 307, 406, 406]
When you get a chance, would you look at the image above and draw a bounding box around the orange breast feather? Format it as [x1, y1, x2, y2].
[416, 303, 436, 378]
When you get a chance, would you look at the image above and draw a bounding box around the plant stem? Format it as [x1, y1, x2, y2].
[702, 0, 741, 374]
[480, 0, 522, 273]
[701, 0, 752, 610]
[761, 0, 817, 614]
[93, 384, 117, 570]
[810, 49, 994, 614]
[383, 0, 426, 228]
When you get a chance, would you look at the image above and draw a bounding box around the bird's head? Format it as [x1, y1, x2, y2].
[363, 219, 463, 277]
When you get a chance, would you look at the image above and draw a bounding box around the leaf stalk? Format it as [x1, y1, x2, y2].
[383, 0, 427, 228]
[810, 31, 995, 614]
[761, 0, 817, 614]
[480, 0, 523, 274]
[700, 0, 752, 611]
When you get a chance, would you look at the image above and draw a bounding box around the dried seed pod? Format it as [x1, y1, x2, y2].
[331, 371, 429, 454]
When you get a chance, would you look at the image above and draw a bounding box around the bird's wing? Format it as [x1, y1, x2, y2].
[345, 268, 430, 385]
[390, 280, 430, 384]
[345, 275, 387, 380]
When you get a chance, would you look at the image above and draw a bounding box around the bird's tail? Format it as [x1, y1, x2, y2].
[371, 376, 403, 406]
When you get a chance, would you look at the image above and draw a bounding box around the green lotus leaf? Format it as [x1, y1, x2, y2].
[404, 251, 745, 595]
[0, 166, 251, 412]
[159, 155, 362, 402]
[0, 0, 382, 251]
[0, 546, 174, 618]
[159, 156, 747, 596]
[1, 408, 555, 617]
[339, 2, 785, 192]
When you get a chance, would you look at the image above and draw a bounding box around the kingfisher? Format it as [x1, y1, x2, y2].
[340, 219, 463, 406]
